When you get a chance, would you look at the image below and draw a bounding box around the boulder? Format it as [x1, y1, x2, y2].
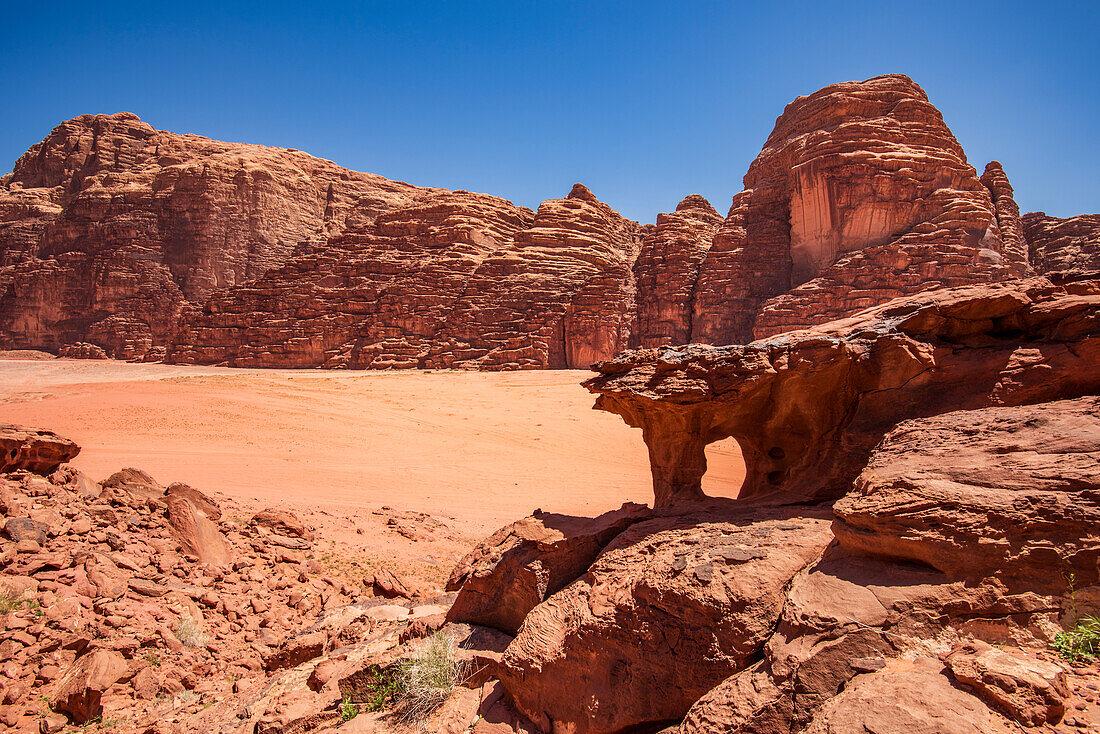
[944, 641, 1069, 726]
[101, 467, 165, 507]
[3, 517, 48, 545]
[497, 504, 833, 734]
[166, 495, 232, 566]
[49, 649, 128, 723]
[446, 502, 649, 634]
[0, 425, 79, 474]
[250, 508, 313, 541]
[163, 482, 221, 520]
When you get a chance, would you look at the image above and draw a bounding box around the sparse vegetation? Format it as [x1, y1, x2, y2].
[393, 631, 469, 724]
[174, 616, 209, 648]
[1053, 616, 1100, 663]
[356, 665, 402, 712]
[1053, 573, 1100, 663]
[340, 692, 360, 721]
[0, 589, 35, 615]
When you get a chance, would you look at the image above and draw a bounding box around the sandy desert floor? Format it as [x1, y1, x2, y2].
[0, 359, 745, 541]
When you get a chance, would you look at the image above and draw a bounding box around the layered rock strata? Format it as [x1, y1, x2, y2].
[4, 75, 1088, 367]
[0, 112, 438, 359]
[585, 276, 1100, 507]
[697, 74, 1032, 343]
[1022, 211, 1100, 275]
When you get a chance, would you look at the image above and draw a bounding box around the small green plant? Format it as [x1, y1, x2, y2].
[340, 692, 360, 721]
[174, 616, 209, 648]
[1053, 616, 1100, 663]
[358, 666, 402, 712]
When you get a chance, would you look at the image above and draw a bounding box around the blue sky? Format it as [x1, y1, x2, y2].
[2, 1, 1096, 222]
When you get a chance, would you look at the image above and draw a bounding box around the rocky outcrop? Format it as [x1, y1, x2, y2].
[420, 183, 642, 369]
[585, 276, 1100, 507]
[833, 396, 1100, 595]
[1022, 211, 1100, 275]
[442, 287, 1100, 733]
[497, 505, 833, 734]
[445, 503, 649, 634]
[0, 424, 80, 474]
[692, 75, 1030, 343]
[7, 75, 1089, 367]
[633, 194, 723, 347]
[167, 190, 535, 368]
[0, 112, 437, 359]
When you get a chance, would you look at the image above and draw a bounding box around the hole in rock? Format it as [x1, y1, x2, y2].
[702, 437, 746, 499]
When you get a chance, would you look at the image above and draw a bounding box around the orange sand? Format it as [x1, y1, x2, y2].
[0, 360, 744, 536]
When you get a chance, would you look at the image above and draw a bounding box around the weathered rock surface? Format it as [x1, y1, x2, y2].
[6, 75, 1091, 367]
[834, 396, 1100, 595]
[167, 190, 535, 368]
[0, 424, 80, 474]
[944, 640, 1069, 726]
[586, 276, 1100, 506]
[693, 74, 1030, 344]
[446, 503, 648, 634]
[497, 505, 833, 734]
[49, 649, 129, 723]
[0, 111, 437, 359]
[802, 658, 1016, 734]
[632, 194, 723, 347]
[1022, 211, 1100, 275]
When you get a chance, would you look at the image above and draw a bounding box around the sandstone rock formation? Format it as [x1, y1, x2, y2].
[0, 112, 438, 359]
[443, 274, 1100, 734]
[496, 505, 833, 733]
[1022, 211, 1100, 275]
[693, 75, 1031, 344]
[445, 503, 649, 634]
[585, 276, 1100, 506]
[0, 424, 80, 474]
[5, 75, 1092, 367]
[833, 396, 1100, 595]
[633, 194, 723, 347]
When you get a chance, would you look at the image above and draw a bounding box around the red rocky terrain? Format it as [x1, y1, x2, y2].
[2, 74, 1096, 367]
[440, 275, 1100, 734]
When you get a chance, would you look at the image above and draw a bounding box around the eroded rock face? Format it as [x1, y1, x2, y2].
[6, 75, 1086, 367]
[167, 191, 535, 368]
[445, 503, 649, 634]
[497, 504, 833, 734]
[633, 194, 723, 347]
[834, 396, 1100, 596]
[692, 74, 1029, 344]
[0, 112, 437, 359]
[0, 424, 80, 474]
[802, 658, 1016, 734]
[585, 276, 1100, 507]
[1022, 211, 1100, 275]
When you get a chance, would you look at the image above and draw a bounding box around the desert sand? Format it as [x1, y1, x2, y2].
[0, 359, 744, 535]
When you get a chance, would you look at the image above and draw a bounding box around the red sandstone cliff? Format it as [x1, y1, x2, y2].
[0, 112, 439, 359]
[0, 76, 1094, 366]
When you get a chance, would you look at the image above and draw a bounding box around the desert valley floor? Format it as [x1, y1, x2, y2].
[0, 357, 745, 532]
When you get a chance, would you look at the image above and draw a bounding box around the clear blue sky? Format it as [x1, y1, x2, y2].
[2, 1, 1096, 222]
